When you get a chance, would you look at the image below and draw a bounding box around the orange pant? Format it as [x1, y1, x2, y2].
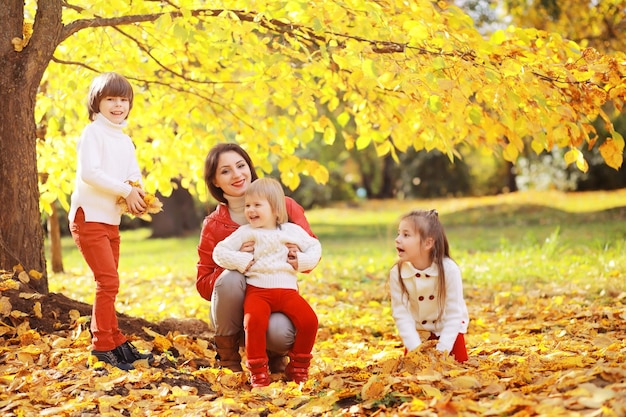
[70, 208, 126, 351]
[243, 285, 318, 360]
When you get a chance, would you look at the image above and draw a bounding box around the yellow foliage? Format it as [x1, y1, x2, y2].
[116, 181, 163, 217]
[32, 0, 625, 213]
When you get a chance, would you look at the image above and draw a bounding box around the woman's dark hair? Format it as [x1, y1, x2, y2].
[87, 72, 134, 121]
[204, 143, 259, 204]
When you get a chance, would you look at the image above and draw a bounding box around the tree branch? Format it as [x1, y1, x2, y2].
[58, 4, 600, 92]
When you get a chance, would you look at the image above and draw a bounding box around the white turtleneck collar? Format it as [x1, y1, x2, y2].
[223, 193, 247, 225]
[94, 112, 128, 129]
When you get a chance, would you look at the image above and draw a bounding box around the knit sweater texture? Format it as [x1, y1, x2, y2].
[213, 223, 322, 290]
[195, 198, 316, 300]
[69, 113, 142, 225]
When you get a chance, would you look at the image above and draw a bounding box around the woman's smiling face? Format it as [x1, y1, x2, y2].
[213, 151, 253, 197]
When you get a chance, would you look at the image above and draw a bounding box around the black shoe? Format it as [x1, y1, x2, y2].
[91, 349, 134, 371]
[114, 341, 154, 364]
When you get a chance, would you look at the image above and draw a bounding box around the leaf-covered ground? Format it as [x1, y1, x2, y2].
[2, 192, 626, 416]
[1, 271, 624, 416]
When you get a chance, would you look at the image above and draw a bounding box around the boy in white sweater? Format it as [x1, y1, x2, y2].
[69, 72, 153, 371]
[213, 178, 321, 387]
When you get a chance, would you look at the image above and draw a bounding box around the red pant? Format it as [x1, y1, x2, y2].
[430, 333, 468, 362]
[243, 285, 318, 360]
[70, 208, 126, 351]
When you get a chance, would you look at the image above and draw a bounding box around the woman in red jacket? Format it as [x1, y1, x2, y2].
[196, 143, 317, 375]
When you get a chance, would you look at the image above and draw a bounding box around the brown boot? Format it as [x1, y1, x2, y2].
[247, 358, 270, 388]
[213, 335, 242, 372]
[267, 351, 288, 374]
[285, 353, 312, 384]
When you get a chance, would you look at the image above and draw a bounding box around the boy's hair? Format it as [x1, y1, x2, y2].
[87, 72, 134, 121]
[246, 178, 288, 225]
[396, 209, 450, 321]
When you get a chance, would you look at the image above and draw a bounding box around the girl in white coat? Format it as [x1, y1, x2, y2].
[390, 209, 469, 362]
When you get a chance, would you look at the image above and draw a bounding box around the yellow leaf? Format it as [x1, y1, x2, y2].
[0, 279, 19, 291]
[362, 59, 378, 79]
[420, 384, 442, 399]
[18, 292, 41, 299]
[0, 296, 12, 317]
[18, 271, 30, 284]
[153, 334, 173, 352]
[564, 149, 579, 166]
[51, 337, 72, 348]
[450, 375, 482, 390]
[69, 309, 81, 324]
[432, 56, 446, 70]
[377, 72, 395, 89]
[599, 134, 624, 170]
[490, 29, 507, 45]
[356, 135, 371, 150]
[404, 397, 428, 412]
[28, 270, 43, 280]
[468, 105, 482, 125]
[503, 143, 519, 162]
[361, 375, 389, 401]
[501, 60, 523, 77]
[428, 95, 442, 113]
[404, 20, 429, 42]
[33, 301, 42, 319]
[10, 310, 29, 318]
[332, 55, 348, 70]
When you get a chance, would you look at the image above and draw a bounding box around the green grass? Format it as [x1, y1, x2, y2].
[48, 190, 626, 322]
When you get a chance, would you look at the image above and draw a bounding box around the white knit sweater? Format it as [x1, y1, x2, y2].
[213, 223, 321, 290]
[68, 113, 142, 225]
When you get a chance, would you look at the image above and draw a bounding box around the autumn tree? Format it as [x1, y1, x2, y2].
[503, 0, 626, 54]
[0, 0, 624, 293]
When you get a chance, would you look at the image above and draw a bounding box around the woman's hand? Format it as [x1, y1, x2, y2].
[239, 240, 255, 253]
[286, 243, 299, 270]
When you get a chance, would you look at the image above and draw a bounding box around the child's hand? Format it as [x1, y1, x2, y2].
[125, 187, 147, 215]
[116, 180, 163, 216]
[243, 259, 255, 273]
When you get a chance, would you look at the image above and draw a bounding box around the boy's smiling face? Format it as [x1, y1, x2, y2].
[98, 96, 130, 124]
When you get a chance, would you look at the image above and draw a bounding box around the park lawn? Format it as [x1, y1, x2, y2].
[42, 189, 626, 415]
[50, 189, 626, 319]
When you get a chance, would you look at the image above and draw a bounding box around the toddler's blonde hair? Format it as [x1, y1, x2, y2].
[246, 178, 288, 225]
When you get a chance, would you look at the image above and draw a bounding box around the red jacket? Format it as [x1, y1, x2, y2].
[196, 197, 317, 301]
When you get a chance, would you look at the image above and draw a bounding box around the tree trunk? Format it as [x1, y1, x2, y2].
[150, 179, 200, 238]
[0, 73, 48, 292]
[0, 0, 64, 293]
[379, 154, 397, 199]
[47, 200, 64, 273]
